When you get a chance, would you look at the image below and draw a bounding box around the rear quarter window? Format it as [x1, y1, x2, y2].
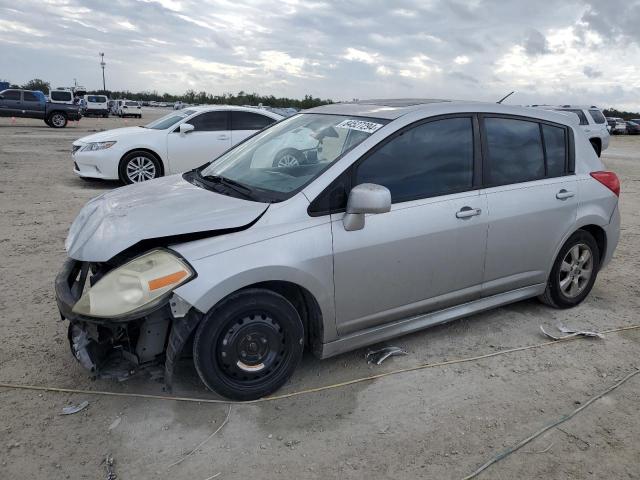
[563, 109, 589, 126]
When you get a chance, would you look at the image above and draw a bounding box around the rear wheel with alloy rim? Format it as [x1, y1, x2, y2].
[47, 112, 68, 128]
[272, 148, 305, 168]
[193, 289, 304, 401]
[539, 230, 600, 308]
[119, 151, 162, 184]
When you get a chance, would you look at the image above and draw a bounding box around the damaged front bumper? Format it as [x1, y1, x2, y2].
[55, 258, 201, 389]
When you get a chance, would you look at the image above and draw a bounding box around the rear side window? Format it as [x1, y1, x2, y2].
[231, 111, 275, 130]
[51, 91, 72, 101]
[542, 124, 567, 177]
[355, 117, 474, 203]
[588, 109, 606, 124]
[484, 118, 544, 185]
[23, 91, 39, 102]
[189, 111, 228, 131]
[563, 109, 588, 125]
[2, 90, 21, 100]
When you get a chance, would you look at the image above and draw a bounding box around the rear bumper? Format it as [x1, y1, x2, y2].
[601, 203, 620, 269]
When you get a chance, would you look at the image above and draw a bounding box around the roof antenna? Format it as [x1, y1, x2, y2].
[497, 91, 515, 104]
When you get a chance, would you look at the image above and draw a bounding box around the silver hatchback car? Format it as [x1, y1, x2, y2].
[56, 99, 620, 400]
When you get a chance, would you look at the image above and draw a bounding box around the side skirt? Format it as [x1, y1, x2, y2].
[318, 284, 546, 359]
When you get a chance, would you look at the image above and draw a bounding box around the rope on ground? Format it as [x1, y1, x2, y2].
[167, 404, 232, 469]
[462, 366, 640, 480]
[0, 324, 638, 405]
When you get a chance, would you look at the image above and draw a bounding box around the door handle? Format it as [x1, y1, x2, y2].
[556, 189, 575, 200]
[456, 207, 482, 219]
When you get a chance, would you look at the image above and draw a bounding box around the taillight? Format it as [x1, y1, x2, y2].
[590, 171, 620, 197]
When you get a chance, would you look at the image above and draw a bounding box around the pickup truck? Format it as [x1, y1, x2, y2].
[0, 89, 82, 128]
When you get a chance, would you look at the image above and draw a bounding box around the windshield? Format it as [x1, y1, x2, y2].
[144, 109, 196, 129]
[197, 113, 388, 201]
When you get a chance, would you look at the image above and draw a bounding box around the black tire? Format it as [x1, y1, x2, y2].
[118, 150, 162, 184]
[193, 289, 304, 401]
[272, 148, 306, 168]
[47, 112, 68, 128]
[539, 230, 600, 309]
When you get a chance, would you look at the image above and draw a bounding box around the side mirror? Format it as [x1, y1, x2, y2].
[343, 183, 391, 231]
[179, 123, 195, 135]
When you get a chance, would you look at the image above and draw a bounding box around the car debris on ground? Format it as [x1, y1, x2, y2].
[365, 346, 408, 365]
[61, 400, 89, 415]
[540, 324, 604, 341]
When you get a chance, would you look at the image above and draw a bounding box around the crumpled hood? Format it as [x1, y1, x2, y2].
[65, 175, 269, 262]
[74, 126, 149, 144]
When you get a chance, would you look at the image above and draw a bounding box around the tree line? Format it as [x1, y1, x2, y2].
[1, 78, 332, 109]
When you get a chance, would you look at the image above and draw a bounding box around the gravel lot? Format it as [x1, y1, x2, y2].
[0, 111, 639, 480]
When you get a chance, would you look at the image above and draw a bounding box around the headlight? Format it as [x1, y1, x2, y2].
[72, 249, 194, 318]
[81, 141, 117, 152]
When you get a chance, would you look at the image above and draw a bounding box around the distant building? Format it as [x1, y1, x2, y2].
[0, 81, 10, 91]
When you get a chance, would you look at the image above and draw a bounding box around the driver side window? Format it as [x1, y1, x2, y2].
[354, 117, 475, 204]
[189, 111, 229, 131]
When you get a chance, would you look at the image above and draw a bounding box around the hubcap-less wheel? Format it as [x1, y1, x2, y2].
[218, 314, 286, 382]
[559, 243, 593, 298]
[51, 114, 66, 127]
[126, 156, 156, 183]
[276, 154, 300, 168]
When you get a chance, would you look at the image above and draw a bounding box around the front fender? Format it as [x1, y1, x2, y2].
[173, 221, 337, 342]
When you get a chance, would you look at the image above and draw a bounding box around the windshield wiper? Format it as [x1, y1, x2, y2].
[200, 174, 254, 199]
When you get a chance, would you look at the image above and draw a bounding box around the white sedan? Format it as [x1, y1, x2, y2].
[72, 106, 282, 184]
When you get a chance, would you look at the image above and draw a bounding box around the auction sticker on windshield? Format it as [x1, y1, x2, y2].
[335, 119, 384, 134]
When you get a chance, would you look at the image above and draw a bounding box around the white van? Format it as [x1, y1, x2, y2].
[49, 90, 74, 104]
[83, 94, 109, 117]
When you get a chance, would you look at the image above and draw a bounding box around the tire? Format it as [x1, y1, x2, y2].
[193, 289, 304, 401]
[118, 150, 162, 184]
[47, 112, 68, 128]
[272, 148, 306, 168]
[539, 230, 600, 309]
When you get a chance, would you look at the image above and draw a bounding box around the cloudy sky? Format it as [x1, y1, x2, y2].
[1, 0, 639, 109]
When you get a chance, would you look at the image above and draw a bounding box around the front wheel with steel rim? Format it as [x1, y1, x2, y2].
[539, 230, 600, 308]
[118, 151, 162, 184]
[47, 112, 68, 128]
[193, 289, 304, 401]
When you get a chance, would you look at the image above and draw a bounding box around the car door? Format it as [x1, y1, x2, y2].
[480, 116, 578, 296]
[330, 116, 488, 335]
[230, 111, 277, 144]
[0, 90, 23, 117]
[22, 91, 45, 118]
[166, 111, 231, 174]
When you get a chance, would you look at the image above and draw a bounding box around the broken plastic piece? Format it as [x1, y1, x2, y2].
[540, 324, 604, 341]
[366, 346, 408, 365]
[103, 454, 117, 480]
[61, 400, 89, 415]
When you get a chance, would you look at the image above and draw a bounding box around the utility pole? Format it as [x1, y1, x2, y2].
[99, 52, 106, 93]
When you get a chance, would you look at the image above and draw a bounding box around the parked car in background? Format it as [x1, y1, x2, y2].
[49, 89, 74, 104]
[631, 119, 640, 127]
[606, 117, 627, 135]
[174, 101, 184, 110]
[0, 88, 82, 127]
[57, 99, 620, 400]
[625, 121, 640, 135]
[71, 105, 282, 183]
[83, 94, 109, 117]
[117, 100, 142, 118]
[531, 105, 609, 156]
